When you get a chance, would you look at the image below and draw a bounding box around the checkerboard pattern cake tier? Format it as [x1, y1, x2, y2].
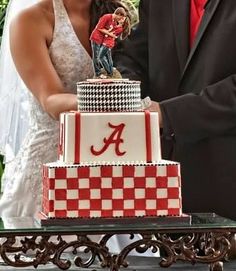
[77, 79, 141, 112]
[42, 161, 182, 218]
[58, 111, 161, 164]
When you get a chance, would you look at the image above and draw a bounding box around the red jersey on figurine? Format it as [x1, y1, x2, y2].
[90, 7, 131, 79]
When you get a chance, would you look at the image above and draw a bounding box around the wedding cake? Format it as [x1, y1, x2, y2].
[42, 79, 182, 219]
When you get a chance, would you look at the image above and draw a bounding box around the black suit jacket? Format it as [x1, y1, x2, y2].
[115, 0, 236, 220]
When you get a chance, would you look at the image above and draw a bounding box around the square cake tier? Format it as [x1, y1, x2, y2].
[58, 111, 161, 164]
[42, 160, 182, 219]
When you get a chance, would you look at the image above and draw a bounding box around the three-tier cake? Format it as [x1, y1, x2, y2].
[41, 79, 182, 220]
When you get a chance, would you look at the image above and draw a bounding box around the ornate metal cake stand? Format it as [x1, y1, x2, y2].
[0, 213, 235, 271]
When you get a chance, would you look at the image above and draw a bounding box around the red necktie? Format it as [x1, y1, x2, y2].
[190, 0, 207, 47]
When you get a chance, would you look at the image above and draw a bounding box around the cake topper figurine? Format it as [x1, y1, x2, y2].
[90, 7, 131, 79]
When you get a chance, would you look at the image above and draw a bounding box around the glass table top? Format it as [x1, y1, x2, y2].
[1, 213, 236, 235]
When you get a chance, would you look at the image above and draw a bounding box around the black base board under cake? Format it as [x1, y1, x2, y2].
[36, 212, 191, 227]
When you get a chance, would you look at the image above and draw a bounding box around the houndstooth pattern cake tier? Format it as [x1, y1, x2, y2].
[77, 79, 142, 112]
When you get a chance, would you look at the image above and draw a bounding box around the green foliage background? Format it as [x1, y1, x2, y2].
[129, 0, 140, 8]
[0, 0, 9, 184]
[0, 0, 8, 42]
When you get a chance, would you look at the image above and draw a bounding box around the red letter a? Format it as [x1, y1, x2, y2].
[90, 122, 126, 156]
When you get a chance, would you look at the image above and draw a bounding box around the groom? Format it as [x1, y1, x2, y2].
[115, 0, 236, 220]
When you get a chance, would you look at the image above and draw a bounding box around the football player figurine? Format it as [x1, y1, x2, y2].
[90, 7, 131, 79]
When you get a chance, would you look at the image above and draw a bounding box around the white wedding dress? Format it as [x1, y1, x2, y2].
[0, 0, 158, 257]
[0, 0, 94, 217]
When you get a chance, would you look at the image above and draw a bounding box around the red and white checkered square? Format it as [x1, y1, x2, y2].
[42, 161, 182, 218]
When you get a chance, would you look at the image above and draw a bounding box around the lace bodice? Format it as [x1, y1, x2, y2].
[30, 0, 94, 130]
[0, 0, 94, 217]
[49, 0, 93, 92]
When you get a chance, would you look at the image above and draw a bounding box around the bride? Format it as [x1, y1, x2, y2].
[0, 0, 131, 217]
[0, 0, 158, 257]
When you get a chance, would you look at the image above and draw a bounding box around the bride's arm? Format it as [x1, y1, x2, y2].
[9, 5, 77, 120]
